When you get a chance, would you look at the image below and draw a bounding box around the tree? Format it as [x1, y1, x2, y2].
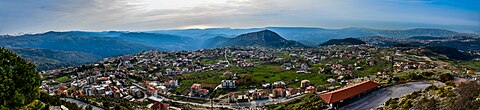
[439, 73, 454, 82]
[0, 48, 41, 108]
[453, 82, 480, 110]
[414, 97, 439, 110]
[85, 105, 93, 110]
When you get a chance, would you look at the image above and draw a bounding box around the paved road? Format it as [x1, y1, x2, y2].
[61, 98, 103, 110]
[340, 81, 440, 110]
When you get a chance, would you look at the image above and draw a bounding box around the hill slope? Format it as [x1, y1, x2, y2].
[204, 30, 307, 48]
[8, 47, 102, 70]
[319, 38, 366, 46]
[360, 34, 480, 51]
[0, 31, 155, 57]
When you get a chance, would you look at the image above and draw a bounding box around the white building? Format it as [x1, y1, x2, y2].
[221, 80, 236, 88]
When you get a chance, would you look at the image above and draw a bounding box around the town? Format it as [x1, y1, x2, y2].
[38, 45, 480, 109]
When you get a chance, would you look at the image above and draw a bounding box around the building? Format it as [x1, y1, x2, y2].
[150, 102, 170, 110]
[319, 80, 380, 108]
[190, 84, 201, 93]
[86, 76, 97, 84]
[272, 88, 286, 98]
[272, 81, 286, 88]
[221, 80, 236, 88]
[300, 80, 311, 88]
[237, 95, 249, 102]
[228, 92, 236, 103]
[199, 89, 209, 97]
[286, 88, 299, 97]
[305, 86, 315, 93]
[164, 79, 178, 88]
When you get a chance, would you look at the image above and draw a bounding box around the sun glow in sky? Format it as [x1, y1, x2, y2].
[0, 0, 478, 34]
[127, 0, 246, 10]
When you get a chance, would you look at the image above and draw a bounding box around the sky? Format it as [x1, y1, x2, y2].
[0, 0, 479, 34]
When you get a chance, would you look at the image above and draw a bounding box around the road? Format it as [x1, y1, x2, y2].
[340, 81, 442, 110]
[61, 98, 103, 110]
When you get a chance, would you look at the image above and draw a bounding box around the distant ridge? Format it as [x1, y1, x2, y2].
[204, 30, 307, 48]
[319, 38, 366, 46]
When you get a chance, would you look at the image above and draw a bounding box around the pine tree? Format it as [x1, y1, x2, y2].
[0, 48, 41, 109]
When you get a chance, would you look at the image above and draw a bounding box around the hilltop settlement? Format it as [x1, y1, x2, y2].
[3, 30, 475, 110]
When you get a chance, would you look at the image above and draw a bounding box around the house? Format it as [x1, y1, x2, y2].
[164, 79, 178, 88]
[262, 83, 271, 88]
[190, 84, 201, 93]
[319, 80, 379, 108]
[301, 63, 309, 70]
[228, 92, 236, 102]
[272, 88, 286, 98]
[250, 89, 268, 100]
[189, 84, 202, 97]
[223, 71, 234, 78]
[305, 86, 315, 93]
[466, 70, 475, 74]
[300, 80, 311, 89]
[221, 80, 236, 88]
[297, 71, 310, 74]
[286, 88, 299, 97]
[272, 81, 286, 88]
[150, 102, 170, 110]
[198, 89, 209, 97]
[237, 95, 249, 102]
[327, 78, 336, 84]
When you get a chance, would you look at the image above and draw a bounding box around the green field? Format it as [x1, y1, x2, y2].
[172, 64, 334, 95]
[54, 76, 70, 83]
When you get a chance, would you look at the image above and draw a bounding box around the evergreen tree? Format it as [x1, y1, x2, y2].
[0, 48, 41, 109]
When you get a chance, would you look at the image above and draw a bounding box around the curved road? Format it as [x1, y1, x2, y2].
[340, 81, 442, 110]
[60, 98, 103, 110]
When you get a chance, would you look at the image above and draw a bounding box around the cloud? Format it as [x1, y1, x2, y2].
[0, 0, 478, 34]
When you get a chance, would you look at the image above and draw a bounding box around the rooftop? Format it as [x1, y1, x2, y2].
[319, 80, 379, 104]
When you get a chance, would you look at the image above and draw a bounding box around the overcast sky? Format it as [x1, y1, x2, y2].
[0, 0, 479, 34]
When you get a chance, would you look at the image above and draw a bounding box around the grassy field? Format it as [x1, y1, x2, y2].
[54, 76, 70, 83]
[172, 64, 334, 95]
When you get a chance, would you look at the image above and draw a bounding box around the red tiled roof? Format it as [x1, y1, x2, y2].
[199, 89, 209, 94]
[191, 84, 201, 88]
[319, 80, 379, 104]
[151, 102, 169, 110]
[274, 88, 285, 92]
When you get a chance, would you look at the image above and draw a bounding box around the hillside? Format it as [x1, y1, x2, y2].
[0, 32, 155, 57]
[319, 38, 366, 46]
[118, 32, 199, 50]
[360, 34, 480, 51]
[204, 30, 307, 48]
[8, 47, 102, 70]
[423, 46, 474, 61]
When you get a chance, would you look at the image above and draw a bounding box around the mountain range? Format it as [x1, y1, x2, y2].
[148, 27, 461, 46]
[0, 27, 477, 70]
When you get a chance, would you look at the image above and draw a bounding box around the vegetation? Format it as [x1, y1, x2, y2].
[54, 76, 71, 83]
[319, 38, 366, 46]
[266, 94, 327, 110]
[37, 93, 82, 110]
[173, 65, 333, 96]
[0, 48, 42, 109]
[379, 81, 480, 110]
[0, 48, 83, 110]
[425, 46, 473, 60]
